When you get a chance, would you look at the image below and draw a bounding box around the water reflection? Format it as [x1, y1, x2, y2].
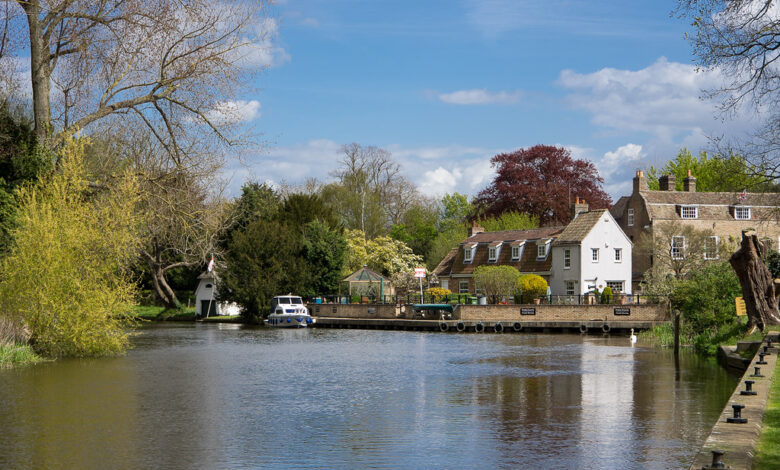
[0, 326, 737, 469]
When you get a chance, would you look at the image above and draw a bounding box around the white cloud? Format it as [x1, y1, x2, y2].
[598, 143, 643, 178]
[558, 57, 735, 141]
[205, 100, 261, 124]
[437, 89, 522, 105]
[238, 18, 290, 68]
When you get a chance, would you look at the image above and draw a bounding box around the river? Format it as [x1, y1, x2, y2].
[0, 324, 738, 469]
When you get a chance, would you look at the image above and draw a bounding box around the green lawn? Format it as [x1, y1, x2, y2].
[753, 340, 780, 470]
[129, 305, 196, 321]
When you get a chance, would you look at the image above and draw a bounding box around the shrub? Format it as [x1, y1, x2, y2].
[0, 138, 140, 358]
[473, 265, 521, 302]
[517, 274, 548, 304]
[425, 287, 452, 302]
[600, 286, 613, 304]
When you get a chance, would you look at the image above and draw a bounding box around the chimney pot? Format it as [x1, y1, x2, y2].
[683, 172, 697, 192]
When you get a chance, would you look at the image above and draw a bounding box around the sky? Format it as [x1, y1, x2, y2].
[225, 0, 754, 202]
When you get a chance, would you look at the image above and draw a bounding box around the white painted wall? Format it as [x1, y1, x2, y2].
[194, 276, 240, 316]
[550, 211, 632, 295]
[579, 212, 632, 295]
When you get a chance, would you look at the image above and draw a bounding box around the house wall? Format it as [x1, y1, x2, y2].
[579, 213, 633, 294]
[550, 245, 582, 296]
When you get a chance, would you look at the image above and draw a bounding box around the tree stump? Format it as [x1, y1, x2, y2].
[729, 230, 780, 331]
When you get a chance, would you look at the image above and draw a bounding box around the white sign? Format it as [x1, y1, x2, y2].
[414, 268, 426, 278]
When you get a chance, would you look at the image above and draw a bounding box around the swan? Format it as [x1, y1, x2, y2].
[630, 328, 637, 344]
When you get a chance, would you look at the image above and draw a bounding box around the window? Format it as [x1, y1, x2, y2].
[459, 281, 469, 294]
[564, 249, 571, 268]
[591, 248, 599, 262]
[627, 208, 634, 226]
[606, 281, 624, 293]
[614, 248, 622, 262]
[488, 246, 497, 262]
[537, 241, 549, 258]
[565, 280, 576, 296]
[735, 206, 751, 220]
[672, 236, 685, 259]
[464, 246, 474, 262]
[681, 205, 698, 219]
[705, 236, 719, 260]
[511, 245, 521, 260]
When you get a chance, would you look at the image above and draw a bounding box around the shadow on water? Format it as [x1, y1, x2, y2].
[0, 325, 737, 470]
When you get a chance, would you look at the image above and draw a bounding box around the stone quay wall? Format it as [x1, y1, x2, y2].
[308, 303, 398, 319]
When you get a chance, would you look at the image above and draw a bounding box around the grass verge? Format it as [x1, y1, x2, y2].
[753, 354, 780, 470]
[129, 305, 196, 321]
[0, 343, 44, 368]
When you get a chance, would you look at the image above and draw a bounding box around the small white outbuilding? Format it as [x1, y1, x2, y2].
[194, 271, 240, 317]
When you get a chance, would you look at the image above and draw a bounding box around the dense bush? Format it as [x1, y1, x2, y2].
[425, 287, 452, 302]
[600, 286, 613, 304]
[473, 265, 521, 302]
[517, 274, 548, 304]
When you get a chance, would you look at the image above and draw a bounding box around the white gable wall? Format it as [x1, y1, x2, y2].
[579, 212, 632, 295]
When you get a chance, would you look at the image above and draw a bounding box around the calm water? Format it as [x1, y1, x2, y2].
[0, 324, 738, 469]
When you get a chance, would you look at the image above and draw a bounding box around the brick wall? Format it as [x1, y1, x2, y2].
[456, 303, 668, 322]
[308, 303, 398, 319]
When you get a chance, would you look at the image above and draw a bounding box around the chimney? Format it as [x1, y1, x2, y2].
[683, 169, 696, 192]
[633, 170, 647, 194]
[468, 224, 484, 237]
[658, 174, 676, 191]
[571, 197, 589, 220]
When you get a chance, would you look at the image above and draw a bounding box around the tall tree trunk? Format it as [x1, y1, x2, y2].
[729, 230, 780, 332]
[20, 0, 52, 142]
[144, 256, 180, 310]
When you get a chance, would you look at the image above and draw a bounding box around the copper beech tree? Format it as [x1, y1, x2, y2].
[730, 230, 780, 332]
[473, 145, 611, 226]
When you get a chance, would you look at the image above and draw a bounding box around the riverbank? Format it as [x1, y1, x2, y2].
[130, 305, 242, 323]
[753, 351, 780, 469]
[0, 343, 44, 368]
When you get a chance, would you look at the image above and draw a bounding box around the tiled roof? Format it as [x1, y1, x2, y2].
[433, 247, 458, 277]
[342, 267, 390, 283]
[609, 196, 629, 220]
[553, 209, 607, 244]
[462, 226, 564, 244]
[641, 190, 780, 206]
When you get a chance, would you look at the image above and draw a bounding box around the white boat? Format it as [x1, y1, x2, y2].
[264, 295, 315, 328]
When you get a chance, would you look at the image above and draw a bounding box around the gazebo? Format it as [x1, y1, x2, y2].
[341, 266, 394, 302]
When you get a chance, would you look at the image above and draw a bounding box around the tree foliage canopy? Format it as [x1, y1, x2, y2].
[473, 265, 520, 301]
[474, 145, 611, 226]
[0, 138, 140, 357]
[646, 148, 772, 192]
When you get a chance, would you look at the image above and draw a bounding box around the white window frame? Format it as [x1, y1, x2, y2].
[672, 236, 685, 260]
[464, 244, 475, 263]
[614, 248, 622, 262]
[680, 205, 698, 219]
[488, 246, 497, 262]
[564, 249, 571, 269]
[591, 248, 599, 262]
[704, 236, 719, 260]
[511, 245, 520, 260]
[565, 280, 576, 296]
[537, 240, 550, 259]
[627, 208, 634, 226]
[735, 206, 751, 220]
[459, 281, 469, 294]
[606, 281, 624, 293]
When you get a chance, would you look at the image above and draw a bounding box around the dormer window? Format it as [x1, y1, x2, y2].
[680, 205, 698, 219]
[511, 242, 525, 261]
[488, 244, 501, 262]
[536, 240, 550, 259]
[464, 243, 477, 263]
[735, 206, 751, 220]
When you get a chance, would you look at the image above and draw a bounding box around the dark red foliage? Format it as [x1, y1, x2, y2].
[473, 145, 612, 226]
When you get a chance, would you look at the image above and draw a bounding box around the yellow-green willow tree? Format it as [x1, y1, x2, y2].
[0, 138, 140, 357]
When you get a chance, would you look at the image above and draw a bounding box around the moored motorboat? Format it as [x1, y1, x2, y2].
[265, 295, 315, 328]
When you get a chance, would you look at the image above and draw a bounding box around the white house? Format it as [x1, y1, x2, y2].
[194, 271, 241, 317]
[549, 209, 633, 296]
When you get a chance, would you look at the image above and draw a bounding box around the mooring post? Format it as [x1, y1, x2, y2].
[673, 309, 681, 360]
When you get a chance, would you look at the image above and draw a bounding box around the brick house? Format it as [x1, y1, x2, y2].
[434, 201, 633, 296]
[610, 170, 780, 290]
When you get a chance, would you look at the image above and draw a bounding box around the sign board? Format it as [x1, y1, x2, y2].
[735, 297, 747, 316]
[520, 307, 536, 315]
[414, 268, 426, 278]
[614, 307, 631, 316]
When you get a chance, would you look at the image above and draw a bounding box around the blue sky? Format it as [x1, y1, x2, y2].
[228, 0, 749, 201]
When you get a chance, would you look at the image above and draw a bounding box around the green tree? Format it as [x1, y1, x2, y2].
[439, 192, 472, 231]
[390, 203, 439, 258]
[344, 229, 423, 277]
[0, 138, 140, 357]
[646, 148, 771, 192]
[303, 220, 347, 296]
[478, 211, 538, 232]
[473, 265, 521, 302]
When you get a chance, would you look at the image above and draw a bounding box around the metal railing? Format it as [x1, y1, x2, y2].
[306, 294, 666, 306]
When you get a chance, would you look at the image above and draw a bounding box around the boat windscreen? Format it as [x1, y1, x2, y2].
[290, 298, 303, 304]
[279, 298, 291, 304]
